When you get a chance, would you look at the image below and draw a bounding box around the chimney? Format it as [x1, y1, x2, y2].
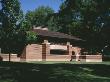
[33, 26, 48, 31]
[42, 27, 48, 31]
[33, 26, 42, 30]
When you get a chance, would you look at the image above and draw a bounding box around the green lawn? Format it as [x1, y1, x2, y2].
[0, 61, 110, 82]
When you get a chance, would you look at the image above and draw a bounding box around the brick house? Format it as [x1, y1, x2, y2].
[0, 27, 102, 62]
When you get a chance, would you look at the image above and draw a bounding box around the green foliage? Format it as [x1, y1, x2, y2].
[21, 19, 32, 31]
[0, 0, 23, 54]
[0, 0, 38, 55]
[33, 6, 54, 26]
[25, 11, 35, 30]
[0, 10, 2, 28]
[25, 6, 59, 31]
[1, 0, 22, 30]
[58, 0, 110, 54]
[58, 0, 110, 34]
[26, 31, 37, 44]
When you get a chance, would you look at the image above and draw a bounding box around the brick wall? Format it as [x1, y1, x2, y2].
[20, 43, 102, 62]
[20, 42, 73, 62]
[71, 55, 102, 62]
[0, 42, 102, 62]
[0, 54, 20, 61]
[46, 55, 71, 61]
[21, 44, 42, 61]
[42, 43, 50, 61]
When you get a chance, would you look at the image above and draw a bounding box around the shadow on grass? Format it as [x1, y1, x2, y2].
[0, 61, 110, 82]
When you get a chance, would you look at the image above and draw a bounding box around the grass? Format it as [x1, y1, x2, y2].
[0, 61, 110, 82]
[30, 61, 110, 65]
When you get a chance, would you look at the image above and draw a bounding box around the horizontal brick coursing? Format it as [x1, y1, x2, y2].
[45, 55, 71, 61]
[86, 59, 102, 62]
[71, 55, 102, 59]
[72, 55, 102, 62]
[0, 54, 20, 61]
[86, 55, 102, 59]
[20, 44, 42, 61]
[20, 44, 102, 62]
[0, 43, 102, 62]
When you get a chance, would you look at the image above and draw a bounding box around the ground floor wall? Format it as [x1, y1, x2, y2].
[0, 54, 102, 62]
[0, 43, 103, 62]
[0, 54, 20, 61]
[76, 55, 102, 62]
[20, 44, 42, 62]
[44, 55, 71, 61]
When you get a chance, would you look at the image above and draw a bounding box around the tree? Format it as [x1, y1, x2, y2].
[0, 0, 24, 61]
[57, 0, 82, 35]
[0, 0, 38, 61]
[25, 11, 35, 30]
[0, 11, 1, 28]
[57, 0, 110, 54]
[25, 6, 59, 31]
[26, 31, 37, 44]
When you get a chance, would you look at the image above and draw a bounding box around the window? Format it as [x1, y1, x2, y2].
[50, 49, 67, 55]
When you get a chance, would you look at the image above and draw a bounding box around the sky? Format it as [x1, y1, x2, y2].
[20, 0, 63, 13]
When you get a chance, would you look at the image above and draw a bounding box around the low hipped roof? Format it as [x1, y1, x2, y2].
[33, 29, 83, 41]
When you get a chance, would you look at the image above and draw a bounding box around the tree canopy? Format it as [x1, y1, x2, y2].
[25, 6, 59, 31]
[0, 0, 37, 60]
[57, 0, 110, 54]
[0, 0, 23, 53]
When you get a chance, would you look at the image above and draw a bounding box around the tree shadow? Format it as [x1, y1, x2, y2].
[0, 62, 110, 82]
